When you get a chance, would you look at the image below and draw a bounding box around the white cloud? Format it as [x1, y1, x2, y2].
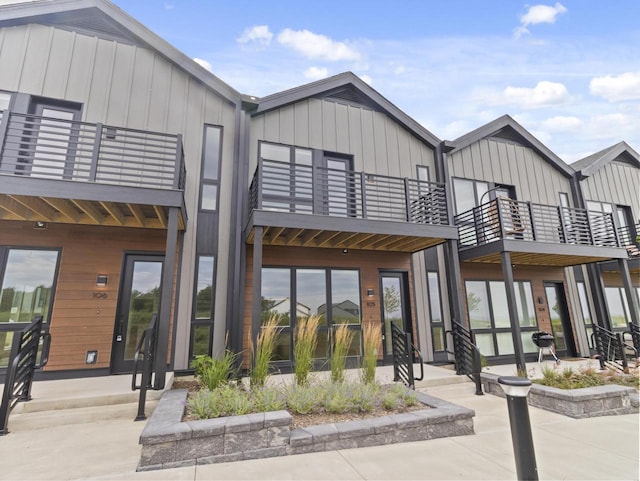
[359, 74, 373, 85]
[590, 72, 640, 102]
[502, 81, 570, 108]
[193, 58, 212, 72]
[163, 2, 174, 10]
[277, 29, 360, 61]
[514, 3, 567, 38]
[237, 25, 273, 46]
[540, 115, 582, 131]
[303, 66, 329, 81]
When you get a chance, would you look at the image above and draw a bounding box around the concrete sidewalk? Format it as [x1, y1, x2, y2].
[1, 376, 637, 480]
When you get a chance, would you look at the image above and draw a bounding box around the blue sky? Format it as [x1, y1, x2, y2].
[112, 1, 640, 163]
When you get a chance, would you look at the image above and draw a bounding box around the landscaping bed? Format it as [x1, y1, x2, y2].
[138, 387, 475, 471]
[481, 371, 638, 418]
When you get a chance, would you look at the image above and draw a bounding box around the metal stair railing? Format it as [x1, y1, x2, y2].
[623, 323, 640, 355]
[390, 322, 424, 390]
[446, 322, 483, 395]
[592, 324, 631, 373]
[0, 315, 51, 435]
[131, 313, 158, 421]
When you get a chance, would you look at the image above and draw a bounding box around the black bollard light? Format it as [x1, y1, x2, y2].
[498, 376, 538, 481]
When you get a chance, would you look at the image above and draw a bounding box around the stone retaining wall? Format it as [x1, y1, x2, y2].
[138, 389, 475, 471]
[481, 373, 637, 418]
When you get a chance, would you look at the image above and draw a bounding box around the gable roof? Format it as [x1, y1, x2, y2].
[571, 141, 640, 177]
[251, 71, 441, 148]
[0, 0, 241, 103]
[446, 114, 575, 178]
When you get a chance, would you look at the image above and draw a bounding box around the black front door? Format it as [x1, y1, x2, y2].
[544, 282, 577, 358]
[111, 254, 163, 373]
[379, 271, 413, 363]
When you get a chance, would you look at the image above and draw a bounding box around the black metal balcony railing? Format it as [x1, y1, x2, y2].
[618, 223, 640, 257]
[0, 110, 185, 191]
[455, 197, 620, 248]
[249, 159, 449, 225]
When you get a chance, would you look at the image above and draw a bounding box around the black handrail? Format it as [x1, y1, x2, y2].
[390, 322, 424, 390]
[623, 323, 640, 354]
[446, 322, 483, 395]
[131, 314, 158, 421]
[592, 324, 630, 373]
[0, 316, 51, 435]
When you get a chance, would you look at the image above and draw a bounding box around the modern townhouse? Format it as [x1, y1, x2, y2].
[0, 0, 243, 387]
[571, 142, 640, 345]
[0, 0, 637, 386]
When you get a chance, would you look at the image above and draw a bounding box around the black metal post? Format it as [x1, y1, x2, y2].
[498, 376, 538, 481]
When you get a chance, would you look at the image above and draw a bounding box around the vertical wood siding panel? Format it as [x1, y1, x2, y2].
[397, 128, 412, 178]
[0, 27, 28, 91]
[166, 68, 188, 135]
[372, 112, 388, 176]
[105, 42, 135, 127]
[448, 150, 461, 178]
[264, 110, 280, 142]
[126, 47, 154, 129]
[488, 141, 502, 185]
[322, 101, 337, 152]
[334, 103, 350, 153]
[147, 58, 173, 131]
[42, 28, 74, 99]
[65, 33, 94, 103]
[613, 164, 629, 208]
[513, 145, 531, 201]
[183, 81, 205, 210]
[347, 107, 363, 169]
[293, 101, 309, 147]
[360, 109, 375, 172]
[385, 120, 400, 177]
[19, 25, 53, 95]
[494, 142, 509, 185]
[469, 142, 483, 181]
[478, 140, 493, 181]
[308, 99, 323, 148]
[204, 89, 223, 127]
[458, 146, 473, 179]
[278, 104, 294, 145]
[85, 39, 116, 123]
[523, 148, 542, 203]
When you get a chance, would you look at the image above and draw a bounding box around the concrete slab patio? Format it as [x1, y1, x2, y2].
[0, 362, 637, 480]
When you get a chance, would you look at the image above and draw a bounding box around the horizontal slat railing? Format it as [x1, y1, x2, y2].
[455, 198, 620, 249]
[0, 110, 184, 191]
[618, 223, 640, 257]
[251, 159, 449, 225]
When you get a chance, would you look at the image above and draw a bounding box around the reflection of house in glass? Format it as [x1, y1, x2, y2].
[318, 300, 361, 324]
[266, 298, 311, 319]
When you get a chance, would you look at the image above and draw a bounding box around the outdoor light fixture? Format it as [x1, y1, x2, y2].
[85, 350, 98, 364]
[342, 248, 349, 254]
[367, 288, 375, 297]
[96, 274, 108, 287]
[498, 376, 532, 398]
[33, 221, 47, 229]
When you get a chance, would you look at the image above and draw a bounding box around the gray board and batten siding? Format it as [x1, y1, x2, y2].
[0, 22, 239, 369]
[580, 160, 640, 219]
[249, 98, 437, 182]
[448, 138, 573, 207]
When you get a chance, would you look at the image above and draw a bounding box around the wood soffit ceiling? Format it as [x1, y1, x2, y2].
[0, 193, 184, 230]
[247, 225, 444, 253]
[463, 251, 615, 268]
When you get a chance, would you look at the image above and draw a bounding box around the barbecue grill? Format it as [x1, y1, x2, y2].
[531, 331, 559, 363]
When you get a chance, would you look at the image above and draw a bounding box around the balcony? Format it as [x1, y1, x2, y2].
[246, 159, 457, 253]
[618, 223, 640, 258]
[0, 110, 185, 229]
[454, 198, 628, 266]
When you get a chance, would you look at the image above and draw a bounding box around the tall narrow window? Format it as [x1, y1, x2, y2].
[576, 282, 594, 348]
[190, 256, 215, 358]
[427, 272, 445, 352]
[199, 126, 222, 211]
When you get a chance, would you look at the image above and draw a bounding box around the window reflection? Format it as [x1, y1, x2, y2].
[261, 268, 291, 326]
[195, 256, 214, 319]
[466, 281, 491, 329]
[329, 270, 361, 325]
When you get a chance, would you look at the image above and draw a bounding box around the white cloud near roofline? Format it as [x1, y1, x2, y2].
[303, 66, 329, 80]
[193, 58, 212, 72]
[481, 81, 571, 108]
[590, 72, 640, 102]
[514, 3, 567, 38]
[277, 28, 360, 61]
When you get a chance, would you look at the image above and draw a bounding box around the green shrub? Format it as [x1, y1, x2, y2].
[286, 383, 321, 414]
[330, 324, 354, 383]
[250, 314, 282, 388]
[252, 385, 286, 412]
[293, 315, 321, 386]
[349, 382, 379, 412]
[191, 350, 239, 391]
[361, 324, 381, 384]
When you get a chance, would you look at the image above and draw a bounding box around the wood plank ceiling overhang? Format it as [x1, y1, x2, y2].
[247, 225, 445, 253]
[463, 251, 615, 268]
[0, 193, 185, 230]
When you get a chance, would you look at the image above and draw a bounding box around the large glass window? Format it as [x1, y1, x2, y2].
[0, 248, 59, 368]
[465, 279, 538, 358]
[604, 287, 631, 329]
[576, 282, 594, 348]
[259, 267, 361, 364]
[189, 256, 215, 359]
[199, 125, 222, 211]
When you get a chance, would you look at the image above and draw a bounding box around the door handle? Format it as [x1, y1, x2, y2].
[116, 319, 124, 342]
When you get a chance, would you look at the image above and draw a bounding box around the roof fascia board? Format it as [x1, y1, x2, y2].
[253, 72, 441, 148]
[0, 0, 241, 104]
[449, 115, 574, 178]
